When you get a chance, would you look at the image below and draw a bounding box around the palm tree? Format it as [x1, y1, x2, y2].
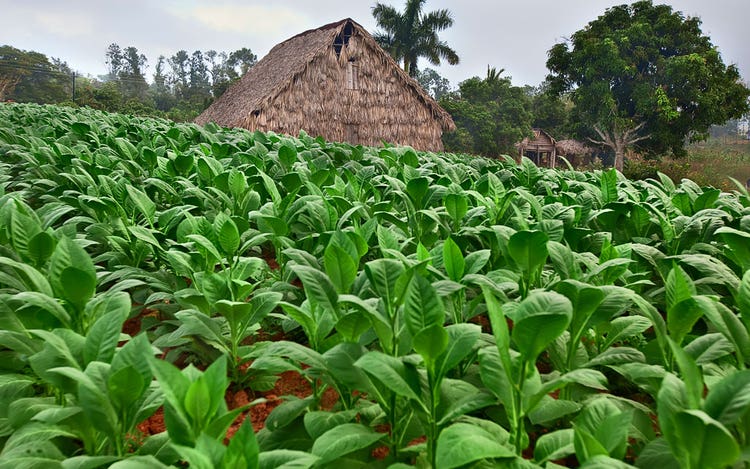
[372, 0, 459, 77]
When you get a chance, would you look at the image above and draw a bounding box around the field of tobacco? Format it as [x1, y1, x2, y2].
[1, 102, 750, 468]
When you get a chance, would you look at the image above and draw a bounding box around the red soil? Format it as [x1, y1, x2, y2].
[136, 370, 340, 441]
[122, 307, 161, 337]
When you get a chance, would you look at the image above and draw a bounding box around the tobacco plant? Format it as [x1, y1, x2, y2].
[2, 103, 750, 467]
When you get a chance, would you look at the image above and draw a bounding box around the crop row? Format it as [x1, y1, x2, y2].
[1, 102, 750, 468]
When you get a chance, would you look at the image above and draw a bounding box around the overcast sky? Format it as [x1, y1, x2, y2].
[2, 0, 748, 88]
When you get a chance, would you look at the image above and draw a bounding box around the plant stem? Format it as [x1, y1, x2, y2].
[427, 370, 439, 469]
[513, 360, 528, 455]
[389, 393, 400, 461]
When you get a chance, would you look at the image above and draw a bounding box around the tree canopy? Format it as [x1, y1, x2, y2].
[440, 68, 533, 157]
[372, 0, 459, 77]
[415, 67, 451, 99]
[0, 45, 72, 103]
[546, 0, 749, 170]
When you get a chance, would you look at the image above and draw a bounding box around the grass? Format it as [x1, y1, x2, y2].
[623, 135, 750, 191]
[686, 137, 750, 190]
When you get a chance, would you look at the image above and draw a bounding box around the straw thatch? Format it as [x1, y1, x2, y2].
[555, 139, 596, 167]
[195, 18, 455, 151]
[555, 139, 593, 157]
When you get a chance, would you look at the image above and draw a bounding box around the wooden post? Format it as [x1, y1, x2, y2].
[550, 146, 556, 169]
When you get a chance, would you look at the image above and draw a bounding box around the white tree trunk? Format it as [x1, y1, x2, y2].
[590, 123, 649, 172]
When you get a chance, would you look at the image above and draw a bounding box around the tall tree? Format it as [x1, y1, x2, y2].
[226, 47, 257, 78]
[151, 55, 174, 111]
[415, 67, 451, 99]
[546, 0, 750, 171]
[0, 45, 71, 103]
[120, 46, 149, 101]
[168, 50, 190, 100]
[525, 83, 572, 138]
[104, 43, 124, 81]
[440, 67, 532, 156]
[372, 0, 459, 77]
[188, 50, 211, 103]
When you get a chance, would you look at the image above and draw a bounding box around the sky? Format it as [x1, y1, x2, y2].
[2, 0, 749, 88]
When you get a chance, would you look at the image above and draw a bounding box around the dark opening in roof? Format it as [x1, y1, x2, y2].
[333, 21, 354, 58]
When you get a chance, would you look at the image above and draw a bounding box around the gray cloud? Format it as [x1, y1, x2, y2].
[1, 0, 747, 87]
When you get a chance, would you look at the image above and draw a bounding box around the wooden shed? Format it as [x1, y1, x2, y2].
[194, 18, 455, 151]
[517, 128, 557, 168]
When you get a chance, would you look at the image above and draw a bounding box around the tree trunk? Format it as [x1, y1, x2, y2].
[613, 143, 625, 172]
[590, 123, 649, 173]
[0, 76, 21, 101]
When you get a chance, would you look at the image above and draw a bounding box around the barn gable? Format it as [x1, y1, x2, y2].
[194, 19, 455, 151]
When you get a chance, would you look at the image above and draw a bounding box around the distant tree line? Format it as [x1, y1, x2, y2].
[413, 67, 572, 157]
[388, 0, 749, 168]
[0, 45, 74, 103]
[3, 0, 748, 167]
[0, 44, 257, 121]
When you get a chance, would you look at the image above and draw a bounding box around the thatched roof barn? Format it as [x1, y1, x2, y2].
[517, 128, 557, 168]
[195, 18, 455, 151]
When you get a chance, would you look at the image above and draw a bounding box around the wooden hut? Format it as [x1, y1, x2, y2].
[517, 128, 557, 168]
[195, 18, 455, 151]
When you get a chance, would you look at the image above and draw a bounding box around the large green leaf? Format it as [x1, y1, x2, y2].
[434, 323, 481, 380]
[443, 237, 465, 282]
[303, 410, 358, 440]
[27, 230, 56, 267]
[406, 177, 430, 207]
[215, 214, 240, 257]
[48, 238, 97, 312]
[435, 423, 515, 469]
[575, 398, 632, 460]
[716, 227, 750, 271]
[704, 370, 750, 426]
[223, 416, 259, 469]
[258, 450, 318, 469]
[445, 193, 468, 224]
[673, 410, 740, 469]
[508, 230, 549, 274]
[478, 348, 516, 417]
[108, 366, 146, 410]
[668, 337, 703, 410]
[290, 265, 338, 315]
[555, 279, 605, 339]
[364, 258, 405, 308]
[666, 264, 696, 311]
[600, 169, 618, 205]
[511, 291, 572, 363]
[125, 184, 156, 226]
[534, 429, 574, 463]
[412, 324, 449, 366]
[324, 244, 357, 294]
[310, 423, 384, 464]
[83, 292, 130, 364]
[354, 351, 420, 401]
[739, 271, 750, 328]
[404, 274, 444, 336]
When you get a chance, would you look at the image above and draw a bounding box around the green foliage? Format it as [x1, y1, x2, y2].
[440, 68, 533, 157]
[0, 102, 749, 468]
[0, 45, 72, 103]
[372, 0, 459, 76]
[547, 0, 750, 162]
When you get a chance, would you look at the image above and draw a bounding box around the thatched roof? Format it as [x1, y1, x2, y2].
[517, 128, 556, 150]
[556, 139, 594, 156]
[195, 18, 454, 132]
